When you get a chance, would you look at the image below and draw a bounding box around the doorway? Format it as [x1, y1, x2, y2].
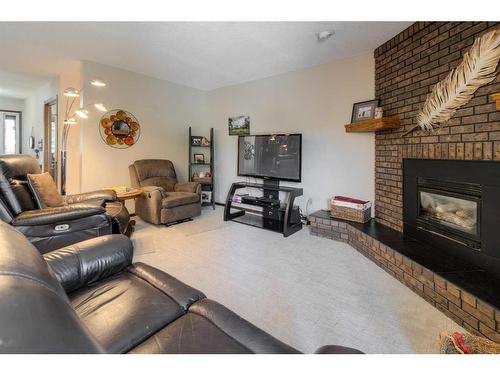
[0, 110, 21, 154]
[44, 98, 58, 183]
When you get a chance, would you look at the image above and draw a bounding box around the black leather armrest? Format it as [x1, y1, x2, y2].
[43, 234, 133, 293]
[12, 204, 106, 226]
[127, 262, 206, 310]
[65, 189, 117, 205]
[314, 345, 364, 354]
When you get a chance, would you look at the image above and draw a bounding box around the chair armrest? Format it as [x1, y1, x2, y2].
[314, 345, 364, 354]
[134, 186, 165, 225]
[142, 185, 166, 195]
[65, 189, 117, 205]
[43, 234, 133, 293]
[174, 182, 201, 195]
[12, 204, 106, 226]
[127, 262, 206, 311]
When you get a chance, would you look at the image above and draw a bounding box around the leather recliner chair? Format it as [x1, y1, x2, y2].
[129, 159, 201, 225]
[0, 154, 130, 253]
[0, 221, 362, 354]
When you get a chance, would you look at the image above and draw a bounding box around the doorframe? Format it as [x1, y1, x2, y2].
[43, 96, 58, 180]
[0, 109, 22, 154]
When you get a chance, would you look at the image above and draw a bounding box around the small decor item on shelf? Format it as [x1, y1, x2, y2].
[194, 154, 205, 164]
[99, 109, 141, 148]
[228, 115, 250, 136]
[201, 191, 212, 204]
[201, 137, 210, 146]
[374, 107, 383, 119]
[330, 195, 372, 223]
[351, 99, 380, 123]
[191, 136, 203, 146]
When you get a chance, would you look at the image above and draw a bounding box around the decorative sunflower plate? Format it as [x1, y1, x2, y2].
[99, 109, 141, 148]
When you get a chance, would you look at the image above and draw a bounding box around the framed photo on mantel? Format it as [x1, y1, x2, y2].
[351, 99, 380, 123]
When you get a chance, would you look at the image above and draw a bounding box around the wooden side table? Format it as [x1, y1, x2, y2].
[116, 188, 144, 228]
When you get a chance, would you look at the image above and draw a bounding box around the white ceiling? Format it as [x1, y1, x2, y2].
[0, 71, 52, 99]
[0, 22, 411, 91]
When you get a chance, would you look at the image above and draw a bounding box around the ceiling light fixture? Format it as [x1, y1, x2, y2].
[63, 88, 80, 97]
[63, 117, 77, 125]
[75, 108, 89, 119]
[317, 30, 335, 42]
[94, 103, 107, 112]
[91, 79, 106, 87]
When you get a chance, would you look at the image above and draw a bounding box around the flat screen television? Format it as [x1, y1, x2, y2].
[237, 134, 302, 182]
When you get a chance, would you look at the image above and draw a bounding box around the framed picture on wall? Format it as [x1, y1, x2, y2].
[191, 136, 203, 146]
[228, 116, 250, 136]
[194, 154, 205, 164]
[351, 99, 380, 123]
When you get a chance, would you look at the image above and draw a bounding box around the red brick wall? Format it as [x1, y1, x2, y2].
[374, 22, 500, 231]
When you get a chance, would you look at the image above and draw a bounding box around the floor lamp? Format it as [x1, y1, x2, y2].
[61, 80, 107, 195]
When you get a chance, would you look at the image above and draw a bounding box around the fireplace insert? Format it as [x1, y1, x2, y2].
[417, 178, 481, 249]
[403, 159, 500, 275]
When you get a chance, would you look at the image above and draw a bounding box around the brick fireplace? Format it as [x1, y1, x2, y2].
[311, 22, 500, 343]
[374, 22, 499, 232]
[373, 21, 500, 341]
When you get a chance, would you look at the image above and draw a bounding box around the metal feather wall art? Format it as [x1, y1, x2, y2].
[402, 29, 500, 137]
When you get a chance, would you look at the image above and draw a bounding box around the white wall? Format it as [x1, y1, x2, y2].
[78, 55, 374, 215]
[80, 61, 206, 205]
[203, 54, 375, 214]
[23, 78, 59, 163]
[0, 97, 25, 112]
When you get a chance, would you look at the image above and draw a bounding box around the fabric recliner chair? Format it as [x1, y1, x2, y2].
[0, 154, 130, 253]
[129, 159, 201, 225]
[0, 220, 363, 354]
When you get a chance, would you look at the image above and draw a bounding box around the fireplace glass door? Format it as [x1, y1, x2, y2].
[416, 178, 481, 249]
[419, 190, 478, 236]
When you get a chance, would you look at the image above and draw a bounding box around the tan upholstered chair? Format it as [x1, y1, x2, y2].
[129, 159, 201, 225]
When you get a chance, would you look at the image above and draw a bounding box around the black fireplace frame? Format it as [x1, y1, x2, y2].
[403, 159, 500, 276]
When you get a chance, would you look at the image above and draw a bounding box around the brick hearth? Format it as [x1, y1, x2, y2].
[309, 210, 500, 343]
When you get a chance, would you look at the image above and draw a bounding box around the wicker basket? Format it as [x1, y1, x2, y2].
[330, 205, 371, 223]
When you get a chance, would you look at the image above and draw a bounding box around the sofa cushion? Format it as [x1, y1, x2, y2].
[0, 154, 41, 215]
[128, 312, 252, 354]
[10, 179, 38, 212]
[161, 192, 200, 208]
[133, 159, 177, 191]
[69, 263, 205, 353]
[0, 221, 103, 353]
[129, 299, 300, 354]
[27, 172, 64, 208]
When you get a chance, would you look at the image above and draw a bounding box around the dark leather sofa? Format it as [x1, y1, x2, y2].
[0, 154, 130, 253]
[0, 221, 362, 354]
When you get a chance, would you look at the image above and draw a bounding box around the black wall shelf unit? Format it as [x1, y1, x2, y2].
[189, 126, 215, 209]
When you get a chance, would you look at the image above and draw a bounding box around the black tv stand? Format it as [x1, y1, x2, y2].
[224, 181, 303, 237]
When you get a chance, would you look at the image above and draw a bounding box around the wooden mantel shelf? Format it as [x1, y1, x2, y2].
[492, 93, 500, 110]
[345, 117, 401, 133]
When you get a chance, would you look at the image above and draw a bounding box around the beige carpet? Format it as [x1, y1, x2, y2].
[132, 206, 461, 354]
